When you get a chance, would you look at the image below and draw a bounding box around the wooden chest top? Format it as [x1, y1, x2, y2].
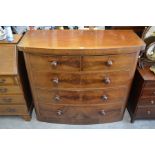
[18, 30, 145, 55]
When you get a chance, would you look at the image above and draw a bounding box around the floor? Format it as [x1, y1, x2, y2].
[0, 110, 155, 129]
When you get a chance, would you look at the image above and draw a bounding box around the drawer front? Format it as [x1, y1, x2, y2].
[0, 86, 22, 95]
[29, 54, 81, 72]
[136, 106, 155, 118]
[0, 76, 18, 85]
[144, 81, 155, 88]
[0, 95, 25, 104]
[36, 87, 127, 105]
[83, 53, 137, 71]
[139, 97, 155, 106]
[141, 88, 155, 97]
[38, 104, 123, 124]
[0, 105, 28, 115]
[33, 70, 131, 89]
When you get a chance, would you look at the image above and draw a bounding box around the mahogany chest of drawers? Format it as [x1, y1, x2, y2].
[128, 67, 155, 122]
[18, 30, 145, 124]
[0, 35, 33, 121]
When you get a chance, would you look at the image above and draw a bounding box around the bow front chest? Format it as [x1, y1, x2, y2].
[18, 30, 145, 124]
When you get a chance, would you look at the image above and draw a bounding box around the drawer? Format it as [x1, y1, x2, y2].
[141, 88, 155, 97]
[0, 105, 28, 115]
[0, 76, 18, 85]
[144, 81, 155, 88]
[0, 95, 25, 104]
[38, 104, 123, 124]
[29, 54, 81, 72]
[139, 97, 155, 106]
[36, 87, 127, 105]
[33, 70, 131, 89]
[0, 86, 22, 95]
[83, 53, 137, 71]
[136, 106, 155, 118]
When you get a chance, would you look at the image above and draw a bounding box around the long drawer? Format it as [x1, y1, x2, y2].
[0, 95, 25, 104]
[33, 70, 131, 89]
[38, 104, 123, 124]
[0, 76, 18, 85]
[0, 105, 28, 115]
[141, 88, 155, 97]
[139, 97, 155, 106]
[136, 106, 155, 118]
[28, 53, 136, 72]
[36, 87, 127, 105]
[0, 86, 22, 95]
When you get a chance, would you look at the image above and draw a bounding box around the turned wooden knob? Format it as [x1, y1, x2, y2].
[147, 110, 151, 115]
[57, 110, 63, 116]
[102, 95, 108, 101]
[54, 95, 60, 102]
[150, 100, 154, 104]
[106, 60, 113, 66]
[100, 110, 106, 115]
[3, 98, 12, 103]
[0, 79, 6, 84]
[51, 61, 57, 67]
[0, 88, 7, 93]
[103, 77, 111, 84]
[53, 77, 59, 84]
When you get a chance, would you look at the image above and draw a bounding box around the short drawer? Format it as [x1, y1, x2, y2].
[0, 105, 28, 115]
[29, 54, 81, 72]
[0, 76, 18, 85]
[83, 53, 137, 71]
[0, 95, 25, 104]
[36, 87, 127, 105]
[33, 70, 131, 89]
[38, 104, 123, 124]
[0, 86, 22, 95]
[139, 97, 155, 106]
[141, 88, 155, 97]
[136, 106, 155, 118]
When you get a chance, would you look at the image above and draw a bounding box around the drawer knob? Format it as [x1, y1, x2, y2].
[100, 110, 106, 115]
[54, 95, 60, 101]
[107, 60, 113, 66]
[102, 95, 108, 101]
[57, 110, 63, 116]
[150, 100, 154, 104]
[0, 88, 7, 93]
[147, 110, 151, 115]
[103, 77, 111, 84]
[51, 61, 57, 67]
[53, 78, 59, 84]
[0, 79, 6, 84]
[3, 98, 12, 103]
[6, 108, 16, 113]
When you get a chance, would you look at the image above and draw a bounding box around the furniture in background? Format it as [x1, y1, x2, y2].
[0, 35, 33, 121]
[18, 30, 145, 124]
[128, 67, 155, 122]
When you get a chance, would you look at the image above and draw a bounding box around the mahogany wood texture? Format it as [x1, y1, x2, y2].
[128, 67, 155, 122]
[0, 35, 33, 121]
[18, 30, 145, 124]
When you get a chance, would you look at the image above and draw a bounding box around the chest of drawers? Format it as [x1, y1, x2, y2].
[18, 30, 145, 124]
[128, 67, 155, 122]
[0, 35, 33, 121]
